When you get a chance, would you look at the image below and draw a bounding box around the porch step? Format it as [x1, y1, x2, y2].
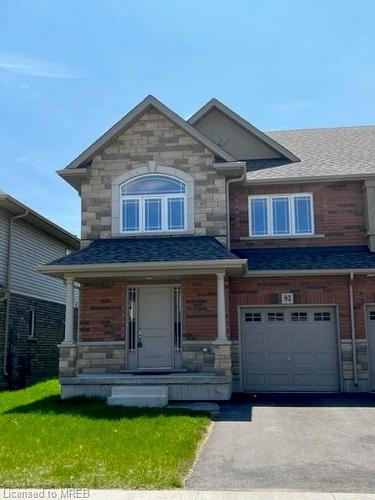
[107, 385, 169, 407]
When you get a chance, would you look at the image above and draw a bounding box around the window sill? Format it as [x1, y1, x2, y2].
[113, 231, 195, 238]
[240, 234, 325, 241]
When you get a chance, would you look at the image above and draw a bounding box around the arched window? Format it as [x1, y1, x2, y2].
[120, 175, 187, 233]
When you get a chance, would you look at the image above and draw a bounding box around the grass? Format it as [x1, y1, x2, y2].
[0, 379, 210, 488]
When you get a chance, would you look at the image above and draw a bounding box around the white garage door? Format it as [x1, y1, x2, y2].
[240, 306, 340, 392]
[366, 307, 375, 392]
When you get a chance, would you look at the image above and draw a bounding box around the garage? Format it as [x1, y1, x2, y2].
[240, 306, 340, 392]
[366, 307, 375, 391]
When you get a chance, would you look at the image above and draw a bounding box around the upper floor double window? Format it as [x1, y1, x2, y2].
[120, 175, 187, 233]
[249, 193, 314, 237]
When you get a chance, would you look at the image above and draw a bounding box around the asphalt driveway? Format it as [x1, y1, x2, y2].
[186, 394, 375, 493]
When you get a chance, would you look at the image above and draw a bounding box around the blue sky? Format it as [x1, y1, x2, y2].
[1, 0, 375, 236]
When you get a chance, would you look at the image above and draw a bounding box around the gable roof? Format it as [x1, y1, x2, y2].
[0, 191, 80, 249]
[63, 95, 235, 171]
[188, 98, 300, 162]
[246, 125, 375, 183]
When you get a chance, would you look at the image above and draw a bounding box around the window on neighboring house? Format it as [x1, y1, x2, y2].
[120, 175, 187, 233]
[28, 308, 35, 338]
[249, 193, 314, 237]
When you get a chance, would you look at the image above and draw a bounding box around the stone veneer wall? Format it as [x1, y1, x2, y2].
[77, 342, 126, 374]
[81, 107, 227, 241]
[182, 341, 215, 373]
[341, 339, 368, 386]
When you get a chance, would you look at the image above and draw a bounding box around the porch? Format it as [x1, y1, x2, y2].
[59, 372, 232, 400]
[58, 273, 235, 402]
[39, 236, 247, 402]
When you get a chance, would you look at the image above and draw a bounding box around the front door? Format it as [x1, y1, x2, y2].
[137, 286, 173, 369]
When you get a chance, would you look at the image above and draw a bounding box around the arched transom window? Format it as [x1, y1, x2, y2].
[120, 175, 187, 233]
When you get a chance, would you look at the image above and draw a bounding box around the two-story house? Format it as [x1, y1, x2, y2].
[0, 192, 79, 388]
[41, 96, 375, 404]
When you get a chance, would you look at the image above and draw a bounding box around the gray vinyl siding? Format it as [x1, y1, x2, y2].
[0, 209, 75, 304]
[11, 218, 69, 303]
[0, 209, 10, 286]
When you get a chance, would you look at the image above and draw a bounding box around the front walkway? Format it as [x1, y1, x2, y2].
[186, 394, 375, 493]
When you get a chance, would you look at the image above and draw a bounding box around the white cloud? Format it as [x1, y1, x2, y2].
[0, 53, 80, 79]
[276, 100, 311, 113]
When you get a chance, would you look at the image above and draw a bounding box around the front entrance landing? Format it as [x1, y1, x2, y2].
[60, 373, 232, 401]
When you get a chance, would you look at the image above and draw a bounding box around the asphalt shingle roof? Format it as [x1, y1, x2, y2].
[48, 236, 239, 266]
[246, 126, 375, 181]
[233, 245, 375, 271]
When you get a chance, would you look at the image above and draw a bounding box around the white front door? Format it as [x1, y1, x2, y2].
[137, 287, 173, 369]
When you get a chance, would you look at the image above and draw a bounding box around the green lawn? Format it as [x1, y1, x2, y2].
[0, 379, 210, 488]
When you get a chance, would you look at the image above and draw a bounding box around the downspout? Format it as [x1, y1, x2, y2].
[348, 271, 358, 387]
[3, 209, 28, 377]
[226, 172, 246, 250]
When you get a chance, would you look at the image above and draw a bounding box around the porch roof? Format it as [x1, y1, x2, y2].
[39, 236, 246, 278]
[51, 236, 238, 264]
[234, 245, 375, 273]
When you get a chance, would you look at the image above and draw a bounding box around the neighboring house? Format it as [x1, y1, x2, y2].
[0, 192, 80, 388]
[41, 95, 375, 402]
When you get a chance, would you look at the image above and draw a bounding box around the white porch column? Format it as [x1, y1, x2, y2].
[64, 277, 74, 343]
[216, 272, 227, 341]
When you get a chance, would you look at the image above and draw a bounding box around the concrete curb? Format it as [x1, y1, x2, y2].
[1, 490, 375, 500]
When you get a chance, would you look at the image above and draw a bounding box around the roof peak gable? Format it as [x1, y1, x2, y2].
[64, 95, 235, 170]
[189, 98, 299, 162]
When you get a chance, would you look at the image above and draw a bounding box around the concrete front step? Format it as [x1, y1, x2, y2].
[107, 384, 169, 407]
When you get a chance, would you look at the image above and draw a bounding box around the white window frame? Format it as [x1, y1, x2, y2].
[120, 175, 187, 234]
[28, 308, 36, 339]
[248, 193, 314, 238]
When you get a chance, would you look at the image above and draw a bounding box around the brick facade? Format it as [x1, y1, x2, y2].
[230, 181, 366, 249]
[229, 275, 352, 339]
[228, 274, 374, 389]
[81, 107, 227, 241]
[78, 278, 228, 374]
[0, 293, 66, 387]
[80, 283, 126, 342]
[58, 102, 375, 394]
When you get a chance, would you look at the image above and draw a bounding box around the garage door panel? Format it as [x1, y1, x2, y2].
[366, 308, 375, 391]
[315, 352, 337, 363]
[245, 352, 265, 364]
[243, 332, 264, 346]
[268, 352, 290, 363]
[292, 352, 313, 363]
[241, 306, 340, 392]
[268, 332, 288, 345]
[244, 374, 267, 387]
[269, 374, 290, 386]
